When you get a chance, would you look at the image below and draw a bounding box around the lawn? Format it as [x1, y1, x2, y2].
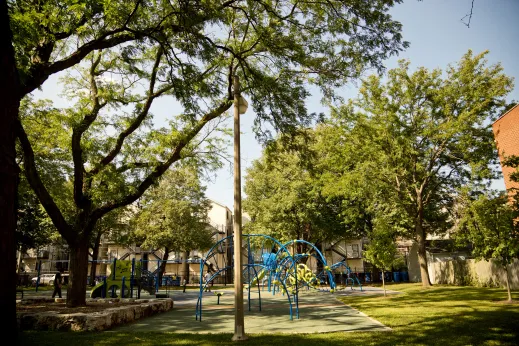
[21, 283, 519, 346]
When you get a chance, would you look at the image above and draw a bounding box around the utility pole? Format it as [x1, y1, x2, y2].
[232, 75, 247, 341]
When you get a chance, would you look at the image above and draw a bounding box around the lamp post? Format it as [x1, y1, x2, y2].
[232, 75, 248, 341]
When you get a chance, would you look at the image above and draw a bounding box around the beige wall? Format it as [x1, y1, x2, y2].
[429, 258, 519, 289]
[407, 242, 422, 282]
[208, 200, 232, 228]
[323, 239, 365, 272]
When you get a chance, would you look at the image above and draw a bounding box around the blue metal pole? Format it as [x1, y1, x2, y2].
[130, 258, 135, 298]
[111, 258, 117, 298]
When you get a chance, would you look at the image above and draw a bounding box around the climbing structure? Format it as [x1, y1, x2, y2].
[90, 259, 156, 298]
[330, 261, 363, 291]
[195, 234, 337, 322]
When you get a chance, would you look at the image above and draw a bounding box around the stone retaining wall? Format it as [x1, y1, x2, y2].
[17, 298, 174, 331]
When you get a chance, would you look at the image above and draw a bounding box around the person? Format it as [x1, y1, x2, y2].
[52, 269, 63, 298]
[204, 272, 211, 292]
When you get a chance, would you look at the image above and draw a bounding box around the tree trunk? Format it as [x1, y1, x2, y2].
[504, 263, 512, 302]
[372, 266, 381, 283]
[17, 245, 24, 274]
[0, 0, 21, 341]
[158, 247, 169, 286]
[68, 241, 90, 307]
[416, 219, 432, 287]
[181, 251, 190, 284]
[89, 232, 102, 286]
[382, 269, 386, 297]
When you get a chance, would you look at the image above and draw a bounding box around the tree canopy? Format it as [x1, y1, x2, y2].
[363, 216, 400, 296]
[456, 191, 519, 301]
[244, 131, 347, 248]
[16, 178, 57, 255]
[131, 167, 213, 254]
[9, 0, 410, 308]
[319, 50, 514, 286]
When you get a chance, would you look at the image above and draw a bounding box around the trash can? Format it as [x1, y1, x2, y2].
[393, 271, 401, 283]
[401, 271, 409, 282]
[365, 272, 371, 282]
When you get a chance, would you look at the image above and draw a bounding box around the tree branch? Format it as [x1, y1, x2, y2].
[89, 99, 233, 225]
[16, 120, 75, 243]
[72, 54, 104, 207]
[88, 47, 165, 177]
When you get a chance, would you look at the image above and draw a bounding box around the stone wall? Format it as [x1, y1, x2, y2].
[17, 298, 173, 331]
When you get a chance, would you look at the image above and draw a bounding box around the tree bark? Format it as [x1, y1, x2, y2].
[416, 221, 432, 287]
[415, 197, 432, 287]
[382, 269, 386, 297]
[89, 231, 102, 286]
[181, 251, 190, 284]
[158, 247, 169, 286]
[0, 0, 21, 341]
[17, 245, 24, 274]
[505, 263, 512, 302]
[68, 241, 90, 307]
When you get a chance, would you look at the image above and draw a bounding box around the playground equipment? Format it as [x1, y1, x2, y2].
[195, 234, 338, 322]
[329, 261, 363, 291]
[90, 258, 156, 298]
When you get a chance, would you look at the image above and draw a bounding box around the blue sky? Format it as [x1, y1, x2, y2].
[33, 0, 519, 210]
[206, 0, 519, 209]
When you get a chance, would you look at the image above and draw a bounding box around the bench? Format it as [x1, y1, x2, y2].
[16, 289, 24, 299]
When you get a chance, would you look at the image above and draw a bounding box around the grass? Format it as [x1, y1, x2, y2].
[20, 283, 519, 346]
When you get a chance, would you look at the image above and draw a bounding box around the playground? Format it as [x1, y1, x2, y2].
[110, 234, 392, 334]
[114, 287, 392, 334]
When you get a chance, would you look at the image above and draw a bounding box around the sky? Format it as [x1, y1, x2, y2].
[204, 0, 519, 209]
[33, 0, 519, 211]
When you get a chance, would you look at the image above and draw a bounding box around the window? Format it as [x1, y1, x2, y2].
[352, 244, 359, 258]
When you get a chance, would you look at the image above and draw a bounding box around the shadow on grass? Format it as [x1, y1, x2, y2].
[20, 308, 519, 346]
[20, 284, 519, 346]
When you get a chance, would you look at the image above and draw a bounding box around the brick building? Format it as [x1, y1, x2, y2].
[492, 104, 519, 193]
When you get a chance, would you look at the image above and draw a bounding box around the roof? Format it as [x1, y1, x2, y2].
[209, 199, 231, 211]
[492, 103, 519, 125]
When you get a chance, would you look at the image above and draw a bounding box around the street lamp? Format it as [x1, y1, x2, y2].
[232, 75, 248, 341]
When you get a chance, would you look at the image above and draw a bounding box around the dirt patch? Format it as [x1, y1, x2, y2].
[17, 301, 144, 315]
[493, 300, 519, 305]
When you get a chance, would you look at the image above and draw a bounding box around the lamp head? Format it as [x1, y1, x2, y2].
[238, 95, 248, 114]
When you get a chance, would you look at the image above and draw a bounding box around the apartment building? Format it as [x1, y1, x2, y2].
[492, 103, 519, 194]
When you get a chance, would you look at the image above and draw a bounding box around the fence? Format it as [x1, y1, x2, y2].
[429, 258, 519, 289]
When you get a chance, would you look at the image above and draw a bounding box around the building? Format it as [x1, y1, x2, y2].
[492, 103, 519, 193]
[100, 199, 234, 283]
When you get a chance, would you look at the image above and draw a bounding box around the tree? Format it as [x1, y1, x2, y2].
[1, 0, 21, 338]
[16, 178, 56, 269]
[321, 51, 513, 287]
[363, 218, 400, 297]
[243, 131, 350, 254]
[3, 1, 409, 328]
[88, 207, 130, 286]
[456, 192, 519, 301]
[130, 167, 213, 284]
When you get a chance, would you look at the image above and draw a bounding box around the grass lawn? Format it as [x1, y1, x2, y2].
[20, 283, 519, 345]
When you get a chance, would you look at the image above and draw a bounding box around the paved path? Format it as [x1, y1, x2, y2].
[111, 287, 393, 334]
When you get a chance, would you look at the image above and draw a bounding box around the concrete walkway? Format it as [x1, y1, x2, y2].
[111, 287, 393, 334]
